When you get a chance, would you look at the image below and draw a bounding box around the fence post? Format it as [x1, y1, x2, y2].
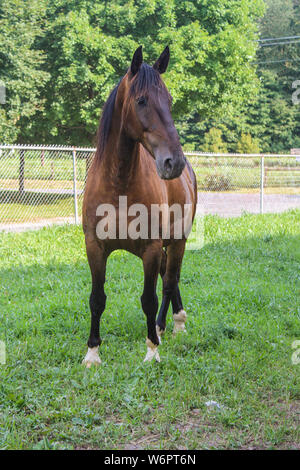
[19, 149, 25, 194]
[72, 147, 79, 224]
[260, 155, 264, 214]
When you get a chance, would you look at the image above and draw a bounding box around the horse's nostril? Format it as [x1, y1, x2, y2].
[164, 158, 172, 172]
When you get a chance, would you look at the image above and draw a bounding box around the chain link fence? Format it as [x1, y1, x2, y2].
[0, 145, 299, 231]
[188, 152, 300, 217]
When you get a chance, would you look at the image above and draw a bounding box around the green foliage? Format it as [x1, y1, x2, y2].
[258, 0, 296, 66]
[1, 0, 265, 145]
[179, 0, 300, 154]
[204, 173, 232, 191]
[202, 127, 228, 153]
[0, 0, 49, 143]
[259, 0, 294, 42]
[2, 0, 298, 153]
[236, 133, 260, 154]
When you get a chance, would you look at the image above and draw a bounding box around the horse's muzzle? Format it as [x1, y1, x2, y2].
[156, 155, 186, 180]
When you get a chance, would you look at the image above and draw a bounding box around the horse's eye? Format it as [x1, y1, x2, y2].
[137, 96, 147, 106]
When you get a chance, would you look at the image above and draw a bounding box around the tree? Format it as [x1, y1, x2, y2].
[236, 133, 260, 154]
[0, 0, 49, 143]
[27, 0, 264, 145]
[178, 0, 300, 154]
[202, 128, 227, 153]
[179, 68, 299, 154]
[256, 0, 300, 151]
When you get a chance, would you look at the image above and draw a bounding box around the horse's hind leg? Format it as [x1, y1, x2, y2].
[156, 241, 187, 336]
[141, 242, 162, 362]
[171, 285, 187, 335]
[82, 237, 107, 368]
[156, 249, 169, 337]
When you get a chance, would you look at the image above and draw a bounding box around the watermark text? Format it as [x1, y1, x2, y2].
[292, 80, 300, 105]
[95, 197, 204, 250]
[0, 81, 5, 104]
[291, 340, 300, 365]
[0, 341, 6, 365]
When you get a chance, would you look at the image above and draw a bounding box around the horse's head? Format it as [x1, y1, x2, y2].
[119, 46, 186, 180]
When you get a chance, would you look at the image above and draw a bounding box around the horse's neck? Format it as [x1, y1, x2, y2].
[102, 125, 140, 192]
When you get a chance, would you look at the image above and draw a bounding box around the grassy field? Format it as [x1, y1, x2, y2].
[0, 155, 88, 182]
[0, 211, 299, 449]
[0, 192, 83, 223]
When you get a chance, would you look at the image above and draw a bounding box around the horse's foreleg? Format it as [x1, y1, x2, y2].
[141, 242, 162, 362]
[156, 241, 187, 336]
[83, 238, 107, 368]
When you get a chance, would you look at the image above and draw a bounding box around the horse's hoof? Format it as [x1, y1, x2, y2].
[82, 346, 101, 368]
[144, 338, 160, 362]
[173, 310, 187, 335]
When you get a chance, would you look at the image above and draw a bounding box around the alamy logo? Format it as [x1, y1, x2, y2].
[0, 341, 6, 365]
[291, 340, 300, 365]
[292, 80, 300, 105]
[95, 197, 204, 250]
[0, 81, 5, 104]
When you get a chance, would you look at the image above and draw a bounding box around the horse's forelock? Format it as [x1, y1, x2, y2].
[129, 63, 163, 98]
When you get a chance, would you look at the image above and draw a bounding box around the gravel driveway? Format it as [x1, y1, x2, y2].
[1, 191, 299, 232]
[198, 192, 300, 217]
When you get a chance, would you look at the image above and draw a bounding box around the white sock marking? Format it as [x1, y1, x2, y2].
[173, 309, 187, 334]
[144, 338, 160, 362]
[82, 346, 101, 368]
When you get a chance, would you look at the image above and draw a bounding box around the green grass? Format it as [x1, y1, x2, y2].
[0, 192, 83, 223]
[0, 155, 88, 182]
[0, 211, 299, 450]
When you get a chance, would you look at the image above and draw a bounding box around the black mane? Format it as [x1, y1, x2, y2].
[96, 80, 120, 161]
[96, 64, 163, 161]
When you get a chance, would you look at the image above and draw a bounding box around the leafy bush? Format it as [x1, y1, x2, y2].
[204, 174, 232, 191]
[236, 133, 260, 154]
[202, 128, 228, 153]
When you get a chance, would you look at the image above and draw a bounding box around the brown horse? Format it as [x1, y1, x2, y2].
[82, 46, 197, 366]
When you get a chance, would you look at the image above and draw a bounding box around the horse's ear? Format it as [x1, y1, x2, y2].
[131, 46, 143, 76]
[153, 46, 170, 74]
